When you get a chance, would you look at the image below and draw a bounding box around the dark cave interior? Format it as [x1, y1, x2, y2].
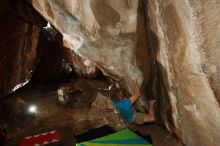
[1, 0, 220, 146]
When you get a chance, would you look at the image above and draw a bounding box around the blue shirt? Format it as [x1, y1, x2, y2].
[114, 98, 134, 123]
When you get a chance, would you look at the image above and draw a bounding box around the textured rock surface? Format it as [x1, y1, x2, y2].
[91, 92, 126, 130]
[64, 48, 101, 78]
[57, 79, 97, 107]
[32, 28, 100, 82]
[0, 11, 41, 97]
[27, 0, 155, 101]
[0, 81, 126, 137]
[25, 0, 220, 145]
[6, 0, 47, 27]
[147, 0, 220, 145]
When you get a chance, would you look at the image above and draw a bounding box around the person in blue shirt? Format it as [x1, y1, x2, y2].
[114, 78, 156, 125]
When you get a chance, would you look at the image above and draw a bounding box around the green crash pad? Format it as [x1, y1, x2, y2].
[76, 128, 153, 146]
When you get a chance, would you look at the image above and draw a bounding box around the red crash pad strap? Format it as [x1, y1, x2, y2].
[19, 130, 61, 146]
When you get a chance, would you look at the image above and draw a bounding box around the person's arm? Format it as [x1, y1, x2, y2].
[130, 78, 140, 104]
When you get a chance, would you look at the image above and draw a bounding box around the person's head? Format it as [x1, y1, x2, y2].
[111, 91, 125, 102]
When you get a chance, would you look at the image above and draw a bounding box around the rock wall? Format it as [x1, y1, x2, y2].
[147, 0, 220, 145]
[27, 0, 155, 107]
[25, 0, 220, 145]
[0, 10, 41, 97]
[64, 47, 101, 78]
[0, 0, 50, 96]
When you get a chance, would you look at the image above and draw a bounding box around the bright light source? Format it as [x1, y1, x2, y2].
[28, 105, 37, 113]
[43, 22, 52, 29]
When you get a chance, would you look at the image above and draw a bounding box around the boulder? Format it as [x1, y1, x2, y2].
[63, 48, 101, 78]
[90, 92, 127, 130]
[57, 79, 97, 108]
[23, 0, 220, 145]
[27, 0, 155, 103]
[147, 0, 220, 145]
[0, 11, 41, 96]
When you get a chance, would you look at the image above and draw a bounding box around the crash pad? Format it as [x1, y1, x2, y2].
[76, 128, 152, 146]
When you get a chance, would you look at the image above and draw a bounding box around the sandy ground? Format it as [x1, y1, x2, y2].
[0, 79, 183, 146]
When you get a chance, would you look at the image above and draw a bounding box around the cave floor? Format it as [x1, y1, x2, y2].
[0, 79, 183, 146]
